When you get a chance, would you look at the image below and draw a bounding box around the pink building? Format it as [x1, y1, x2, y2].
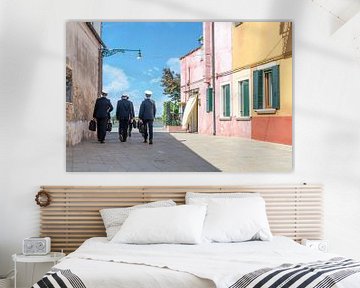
[180, 46, 207, 133]
[180, 22, 251, 138]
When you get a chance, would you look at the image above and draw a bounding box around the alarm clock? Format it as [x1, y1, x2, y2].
[23, 237, 51, 255]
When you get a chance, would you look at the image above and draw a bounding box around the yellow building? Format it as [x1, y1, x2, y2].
[232, 22, 292, 145]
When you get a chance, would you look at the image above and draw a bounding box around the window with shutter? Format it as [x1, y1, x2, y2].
[221, 84, 231, 117]
[253, 70, 263, 109]
[253, 65, 280, 112]
[225, 85, 230, 116]
[66, 67, 73, 103]
[239, 80, 250, 117]
[206, 87, 213, 113]
[271, 65, 280, 109]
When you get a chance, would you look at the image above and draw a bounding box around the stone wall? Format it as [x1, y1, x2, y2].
[66, 22, 101, 146]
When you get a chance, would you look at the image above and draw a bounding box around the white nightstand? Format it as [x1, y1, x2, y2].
[301, 239, 328, 252]
[12, 252, 65, 288]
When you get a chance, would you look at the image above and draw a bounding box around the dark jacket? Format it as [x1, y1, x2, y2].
[139, 98, 156, 120]
[93, 97, 113, 119]
[116, 99, 135, 120]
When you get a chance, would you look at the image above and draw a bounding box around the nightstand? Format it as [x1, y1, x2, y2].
[12, 252, 65, 288]
[301, 239, 328, 252]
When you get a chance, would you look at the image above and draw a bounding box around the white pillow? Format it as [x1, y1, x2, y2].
[100, 200, 176, 240]
[111, 205, 207, 244]
[186, 192, 260, 204]
[202, 197, 272, 242]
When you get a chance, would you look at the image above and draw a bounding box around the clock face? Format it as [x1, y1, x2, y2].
[36, 241, 45, 250]
[26, 242, 33, 249]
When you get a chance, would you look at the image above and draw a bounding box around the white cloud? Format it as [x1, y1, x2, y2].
[103, 64, 129, 94]
[143, 68, 154, 77]
[153, 66, 160, 71]
[166, 57, 180, 74]
[150, 77, 161, 84]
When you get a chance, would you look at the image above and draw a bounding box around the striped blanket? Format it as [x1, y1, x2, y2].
[32, 268, 86, 288]
[32, 257, 360, 288]
[229, 257, 360, 288]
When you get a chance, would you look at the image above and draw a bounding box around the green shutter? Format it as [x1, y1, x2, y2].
[253, 70, 263, 109]
[242, 80, 249, 116]
[271, 65, 280, 109]
[225, 84, 230, 117]
[206, 87, 213, 112]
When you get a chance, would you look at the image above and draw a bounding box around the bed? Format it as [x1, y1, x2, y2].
[33, 185, 360, 288]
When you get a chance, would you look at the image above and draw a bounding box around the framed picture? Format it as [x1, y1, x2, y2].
[66, 21, 292, 172]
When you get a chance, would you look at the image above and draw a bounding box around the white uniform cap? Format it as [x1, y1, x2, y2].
[144, 90, 153, 96]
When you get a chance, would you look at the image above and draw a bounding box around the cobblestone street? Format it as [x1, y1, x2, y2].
[67, 128, 292, 172]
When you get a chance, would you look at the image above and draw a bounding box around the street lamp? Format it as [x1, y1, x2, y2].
[99, 47, 141, 96]
[101, 48, 142, 59]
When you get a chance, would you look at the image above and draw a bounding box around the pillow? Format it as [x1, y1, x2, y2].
[111, 205, 207, 244]
[202, 197, 272, 243]
[186, 192, 260, 204]
[100, 200, 176, 240]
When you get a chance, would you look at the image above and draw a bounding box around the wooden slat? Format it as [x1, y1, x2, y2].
[39, 184, 323, 253]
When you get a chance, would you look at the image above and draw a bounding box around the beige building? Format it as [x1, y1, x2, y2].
[66, 22, 103, 146]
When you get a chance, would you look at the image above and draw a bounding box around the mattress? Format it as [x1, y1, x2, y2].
[34, 236, 360, 288]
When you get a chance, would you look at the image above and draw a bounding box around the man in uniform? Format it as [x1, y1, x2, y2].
[126, 95, 135, 137]
[93, 91, 113, 143]
[139, 90, 156, 145]
[116, 94, 134, 142]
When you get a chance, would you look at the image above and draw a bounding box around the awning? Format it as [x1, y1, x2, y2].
[181, 95, 197, 128]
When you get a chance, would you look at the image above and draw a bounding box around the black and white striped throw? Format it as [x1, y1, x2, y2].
[32, 268, 86, 288]
[229, 257, 360, 288]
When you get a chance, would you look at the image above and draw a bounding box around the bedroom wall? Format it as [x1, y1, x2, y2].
[0, 0, 359, 286]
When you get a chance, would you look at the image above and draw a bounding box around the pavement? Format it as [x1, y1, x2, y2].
[66, 128, 220, 172]
[171, 133, 292, 172]
[66, 128, 292, 172]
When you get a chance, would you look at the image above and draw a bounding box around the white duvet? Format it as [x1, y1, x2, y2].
[54, 237, 360, 288]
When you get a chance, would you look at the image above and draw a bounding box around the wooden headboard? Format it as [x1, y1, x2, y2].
[39, 184, 323, 253]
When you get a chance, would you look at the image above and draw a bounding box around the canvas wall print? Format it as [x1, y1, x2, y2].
[66, 21, 293, 172]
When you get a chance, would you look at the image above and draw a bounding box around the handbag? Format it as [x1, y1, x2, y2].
[106, 120, 113, 132]
[138, 121, 145, 134]
[89, 119, 96, 131]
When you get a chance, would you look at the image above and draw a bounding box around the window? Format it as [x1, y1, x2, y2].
[238, 79, 250, 117]
[253, 65, 280, 111]
[221, 84, 231, 117]
[66, 67, 73, 103]
[206, 87, 213, 113]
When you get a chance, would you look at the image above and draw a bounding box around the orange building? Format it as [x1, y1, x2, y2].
[232, 22, 292, 145]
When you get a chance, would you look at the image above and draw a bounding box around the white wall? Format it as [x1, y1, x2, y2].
[1, 0, 360, 286]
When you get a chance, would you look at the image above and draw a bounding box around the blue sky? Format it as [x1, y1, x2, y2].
[101, 22, 202, 116]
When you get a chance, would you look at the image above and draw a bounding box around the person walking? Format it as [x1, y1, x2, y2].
[116, 94, 134, 142]
[139, 90, 156, 145]
[93, 91, 113, 143]
[126, 95, 135, 137]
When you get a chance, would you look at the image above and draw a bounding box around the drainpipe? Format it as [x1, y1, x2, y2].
[211, 22, 216, 136]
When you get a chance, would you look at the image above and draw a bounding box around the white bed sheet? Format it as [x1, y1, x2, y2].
[54, 236, 360, 288]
